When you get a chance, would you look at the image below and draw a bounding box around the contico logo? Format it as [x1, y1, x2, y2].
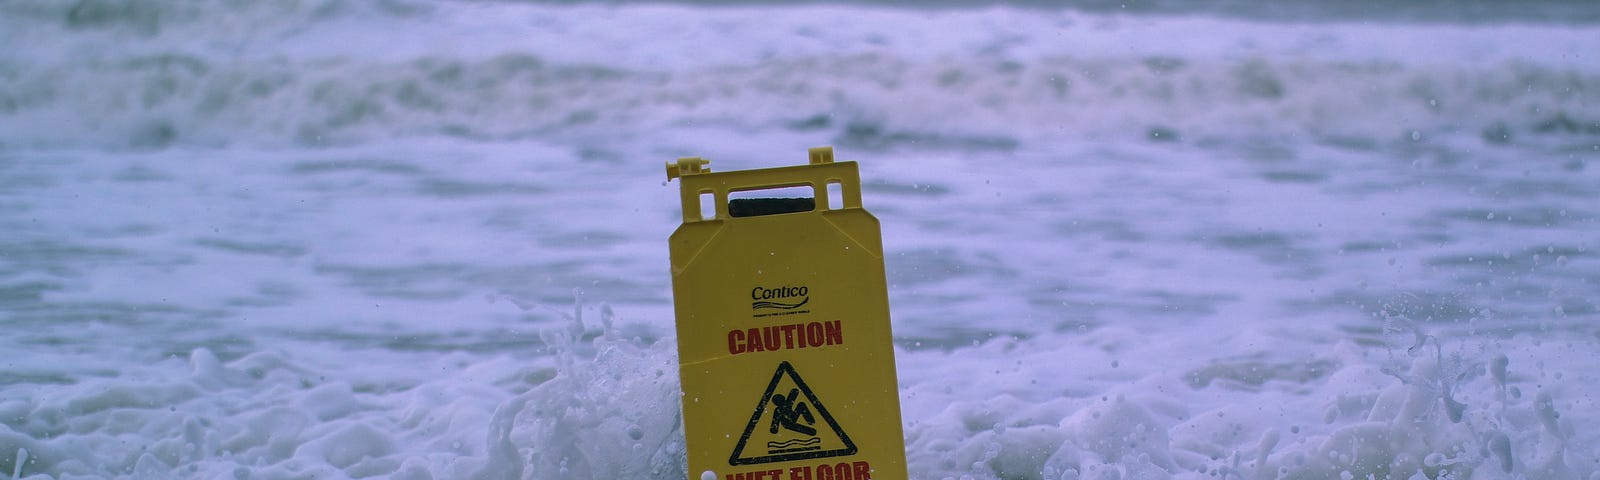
[751, 285, 809, 311]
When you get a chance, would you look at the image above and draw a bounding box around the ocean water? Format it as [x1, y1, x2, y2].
[2, 1, 1599, 479]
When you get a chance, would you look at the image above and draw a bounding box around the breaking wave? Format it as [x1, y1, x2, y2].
[2, 52, 1597, 150]
[2, 0, 1597, 151]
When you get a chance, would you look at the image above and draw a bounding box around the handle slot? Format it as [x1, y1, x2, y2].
[728, 185, 816, 217]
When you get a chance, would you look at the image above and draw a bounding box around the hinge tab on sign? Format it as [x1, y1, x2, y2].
[666, 157, 711, 181]
[807, 146, 834, 165]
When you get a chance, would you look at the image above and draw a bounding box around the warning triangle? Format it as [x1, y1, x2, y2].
[729, 361, 858, 465]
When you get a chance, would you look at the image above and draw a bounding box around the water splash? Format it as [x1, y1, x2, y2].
[477, 302, 684, 480]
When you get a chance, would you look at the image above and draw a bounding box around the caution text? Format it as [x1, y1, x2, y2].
[728, 320, 843, 355]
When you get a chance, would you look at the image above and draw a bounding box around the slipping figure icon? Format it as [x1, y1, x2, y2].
[769, 388, 817, 436]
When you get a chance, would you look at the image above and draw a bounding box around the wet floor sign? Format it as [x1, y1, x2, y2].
[666, 147, 907, 480]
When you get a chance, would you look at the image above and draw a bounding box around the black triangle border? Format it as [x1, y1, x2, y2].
[728, 361, 858, 465]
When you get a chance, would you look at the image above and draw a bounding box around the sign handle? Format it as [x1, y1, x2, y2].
[666, 147, 865, 223]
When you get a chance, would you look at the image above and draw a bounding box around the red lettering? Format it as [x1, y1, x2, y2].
[789, 466, 810, 480]
[761, 327, 780, 351]
[747, 328, 764, 352]
[817, 464, 834, 480]
[780, 324, 798, 349]
[852, 461, 871, 480]
[727, 470, 787, 480]
[804, 322, 823, 346]
[726, 321, 846, 355]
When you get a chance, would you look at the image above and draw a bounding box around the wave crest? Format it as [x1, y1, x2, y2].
[2, 51, 1597, 149]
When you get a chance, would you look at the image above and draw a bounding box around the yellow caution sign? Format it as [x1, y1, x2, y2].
[666, 147, 908, 480]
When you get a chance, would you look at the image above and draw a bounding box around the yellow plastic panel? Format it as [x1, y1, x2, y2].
[667, 147, 907, 480]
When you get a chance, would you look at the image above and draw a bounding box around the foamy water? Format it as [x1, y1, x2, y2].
[1, 1, 1598, 479]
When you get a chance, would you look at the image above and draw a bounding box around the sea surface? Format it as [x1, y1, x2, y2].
[1, 1, 1598, 479]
